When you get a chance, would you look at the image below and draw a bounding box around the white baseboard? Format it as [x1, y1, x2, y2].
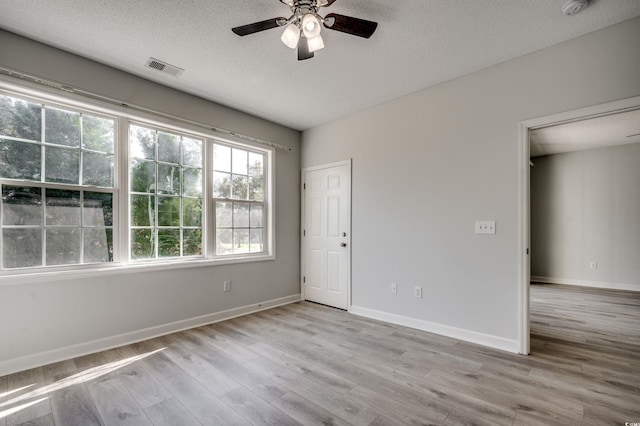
[531, 276, 640, 292]
[349, 305, 519, 354]
[0, 294, 301, 377]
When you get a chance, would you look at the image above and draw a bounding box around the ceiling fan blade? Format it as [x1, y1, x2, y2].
[323, 13, 378, 38]
[317, 0, 338, 6]
[232, 18, 286, 36]
[298, 38, 314, 61]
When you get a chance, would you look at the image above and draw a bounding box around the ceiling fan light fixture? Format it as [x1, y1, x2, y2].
[307, 34, 324, 52]
[281, 23, 300, 49]
[302, 13, 322, 38]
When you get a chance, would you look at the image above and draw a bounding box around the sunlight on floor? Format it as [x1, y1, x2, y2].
[0, 384, 35, 399]
[0, 347, 165, 420]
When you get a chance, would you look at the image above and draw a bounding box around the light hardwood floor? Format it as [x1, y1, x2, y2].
[1, 284, 639, 425]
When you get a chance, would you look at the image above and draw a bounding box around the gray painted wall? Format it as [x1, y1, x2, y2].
[302, 17, 640, 344]
[531, 143, 640, 290]
[0, 30, 301, 372]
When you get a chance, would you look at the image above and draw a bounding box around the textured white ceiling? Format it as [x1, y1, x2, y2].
[530, 109, 640, 157]
[0, 0, 639, 130]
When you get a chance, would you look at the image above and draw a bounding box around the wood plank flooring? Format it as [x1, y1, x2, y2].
[1, 284, 639, 425]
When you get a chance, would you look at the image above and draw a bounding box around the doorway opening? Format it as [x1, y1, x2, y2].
[518, 95, 640, 354]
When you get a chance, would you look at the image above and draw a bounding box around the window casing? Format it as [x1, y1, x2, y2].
[0, 87, 274, 275]
[0, 94, 116, 269]
[213, 143, 266, 256]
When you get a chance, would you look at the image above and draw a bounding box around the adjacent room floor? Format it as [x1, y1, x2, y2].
[1, 284, 639, 425]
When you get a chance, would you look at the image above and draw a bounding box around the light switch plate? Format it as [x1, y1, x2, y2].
[475, 221, 496, 235]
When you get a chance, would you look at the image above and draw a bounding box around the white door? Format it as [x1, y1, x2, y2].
[302, 161, 351, 310]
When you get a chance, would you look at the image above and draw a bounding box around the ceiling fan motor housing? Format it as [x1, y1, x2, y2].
[562, 0, 589, 16]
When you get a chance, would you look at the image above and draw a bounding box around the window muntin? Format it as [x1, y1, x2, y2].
[0, 94, 116, 270]
[129, 124, 203, 260]
[213, 143, 265, 255]
[0, 89, 274, 273]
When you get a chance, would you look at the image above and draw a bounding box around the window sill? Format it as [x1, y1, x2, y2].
[0, 253, 275, 286]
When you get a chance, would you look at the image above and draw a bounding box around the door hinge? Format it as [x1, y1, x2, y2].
[303, 229, 306, 236]
[527, 248, 529, 255]
[303, 183, 306, 190]
[303, 276, 306, 283]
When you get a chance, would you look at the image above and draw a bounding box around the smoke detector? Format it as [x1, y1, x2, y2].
[562, 0, 589, 16]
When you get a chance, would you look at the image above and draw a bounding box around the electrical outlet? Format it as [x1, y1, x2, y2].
[224, 280, 231, 292]
[589, 262, 597, 270]
[414, 286, 422, 299]
[391, 283, 397, 294]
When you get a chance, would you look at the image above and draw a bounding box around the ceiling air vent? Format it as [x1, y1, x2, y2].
[145, 57, 184, 77]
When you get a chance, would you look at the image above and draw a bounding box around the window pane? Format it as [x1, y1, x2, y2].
[131, 194, 155, 226]
[233, 203, 249, 228]
[130, 159, 155, 193]
[183, 198, 202, 227]
[250, 205, 263, 228]
[46, 189, 80, 226]
[83, 152, 114, 187]
[216, 228, 232, 255]
[0, 96, 42, 141]
[183, 229, 202, 256]
[233, 229, 250, 254]
[249, 177, 264, 201]
[45, 146, 79, 184]
[183, 168, 202, 197]
[2, 186, 42, 225]
[216, 201, 232, 228]
[84, 228, 113, 263]
[0, 139, 41, 181]
[45, 107, 80, 147]
[232, 175, 248, 200]
[157, 164, 180, 194]
[250, 228, 263, 253]
[213, 171, 231, 198]
[232, 148, 248, 175]
[157, 131, 180, 164]
[248, 152, 263, 176]
[158, 229, 180, 257]
[46, 228, 81, 265]
[213, 144, 231, 172]
[83, 115, 114, 153]
[83, 192, 113, 227]
[131, 229, 154, 259]
[157, 196, 180, 227]
[130, 125, 155, 159]
[3, 228, 42, 268]
[183, 137, 202, 167]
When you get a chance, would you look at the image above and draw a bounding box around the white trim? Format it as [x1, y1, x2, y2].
[350, 305, 519, 354]
[300, 159, 352, 310]
[531, 276, 640, 293]
[518, 94, 640, 356]
[302, 159, 352, 173]
[0, 293, 301, 377]
[0, 254, 276, 286]
[517, 122, 531, 355]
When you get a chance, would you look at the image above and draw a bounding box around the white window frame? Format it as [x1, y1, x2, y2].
[0, 91, 119, 272]
[0, 80, 275, 282]
[211, 140, 271, 258]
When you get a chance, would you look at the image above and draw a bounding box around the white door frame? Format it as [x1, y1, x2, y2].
[301, 159, 352, 310]
[518, 95, 640, 355]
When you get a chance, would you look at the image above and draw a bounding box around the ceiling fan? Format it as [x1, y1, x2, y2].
[232, 0, 378, 61]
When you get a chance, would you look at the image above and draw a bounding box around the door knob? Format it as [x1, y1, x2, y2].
[340, 242, 347, 247]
